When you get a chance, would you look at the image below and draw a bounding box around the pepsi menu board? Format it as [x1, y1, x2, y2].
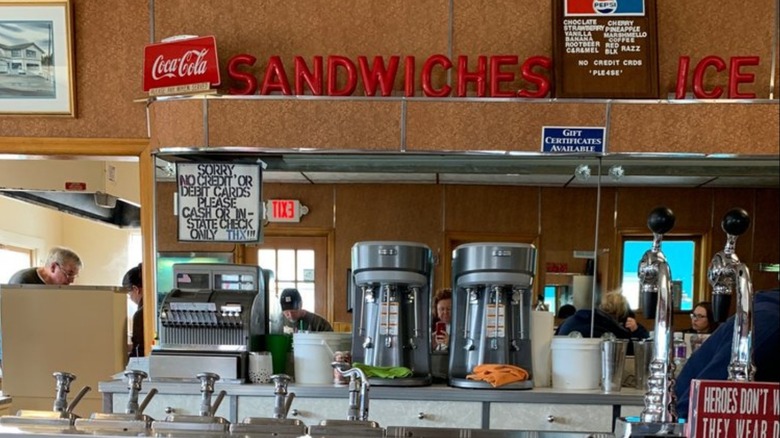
[553, 0, 660, 98]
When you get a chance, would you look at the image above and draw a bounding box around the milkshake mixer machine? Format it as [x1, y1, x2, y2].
[448, 243, 537, 389]
[351, 241, 434, 386]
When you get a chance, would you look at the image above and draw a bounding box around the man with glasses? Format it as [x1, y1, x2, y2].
[7, 246, 82, 285]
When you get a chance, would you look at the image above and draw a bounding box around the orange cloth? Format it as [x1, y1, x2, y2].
[466, 364, 530, 387]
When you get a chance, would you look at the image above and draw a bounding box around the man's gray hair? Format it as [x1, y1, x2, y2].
[46, 246, 83, 268]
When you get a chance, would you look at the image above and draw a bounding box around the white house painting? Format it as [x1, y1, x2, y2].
[0, 20, 56, 98]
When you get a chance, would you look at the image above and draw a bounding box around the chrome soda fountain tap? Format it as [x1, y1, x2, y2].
[52, 372, 76, 413]
[332, 362, 370, 421]
[196, 372, 227, 417]
[270, 374, 296, 419]
[52, 371, 91, 416]
[123, 369, 158, 415]
[707, 208, 754, 381]
[638, 207, 678, 424]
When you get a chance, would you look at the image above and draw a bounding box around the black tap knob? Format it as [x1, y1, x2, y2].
[647, 206, 676, 234]
[713, 293, 732, 323]
[722, 208, 750, 236]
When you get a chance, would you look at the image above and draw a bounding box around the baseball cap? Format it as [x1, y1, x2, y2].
[280, 288, 302, 311]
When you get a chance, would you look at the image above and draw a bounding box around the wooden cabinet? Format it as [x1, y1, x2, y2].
[0, 398, 11, 417]
[1, 286, 127, 415]
[489, 402, 613, 432]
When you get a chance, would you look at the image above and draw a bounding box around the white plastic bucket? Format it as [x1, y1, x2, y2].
[293, 332, 352, 384]
[551, 337, 601, 390]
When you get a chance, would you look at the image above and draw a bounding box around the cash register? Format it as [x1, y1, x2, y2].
[150, 263, 268, 382]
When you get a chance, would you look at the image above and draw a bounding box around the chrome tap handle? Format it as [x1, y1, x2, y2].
[124, 369, 148, 414]
[270, 374, 295, 419]
[332, 362, 370, 421]
[209, 390, 227, 417]
[138, 388, 159, 415]
[708, 208, 751, 322]
[52, 371, 76, 412]
[65, 386, 92, 415]
[196, 372, 220, 417]
[638, 206, 678, 424]
[639, 207, 676, 318]
[710, 208, 755, 382]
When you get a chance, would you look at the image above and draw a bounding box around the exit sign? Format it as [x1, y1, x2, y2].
[267, 199, 304, 223]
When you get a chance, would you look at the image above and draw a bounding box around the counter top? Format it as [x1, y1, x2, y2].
[99, 379, 645, 405]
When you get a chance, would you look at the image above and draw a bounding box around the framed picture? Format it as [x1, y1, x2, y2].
[0, 0, 75, 116]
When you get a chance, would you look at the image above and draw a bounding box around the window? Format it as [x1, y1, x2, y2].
[621, 238, 697, 312]
[246, 235, 328, 331]
[542, 285, 557, 313]
[0, 244, 33, 283]
[25, 50, 36, 58]
[258, 248, 316, 312]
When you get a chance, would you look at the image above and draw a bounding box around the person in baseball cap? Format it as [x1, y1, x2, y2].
[279, 288, 333, 333]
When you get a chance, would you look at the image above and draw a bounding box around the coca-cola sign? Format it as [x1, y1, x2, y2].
[143, 36, 221, 92]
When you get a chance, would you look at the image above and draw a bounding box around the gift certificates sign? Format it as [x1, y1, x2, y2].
[552, 0, 659, 98]
[176, 162, 262, 243]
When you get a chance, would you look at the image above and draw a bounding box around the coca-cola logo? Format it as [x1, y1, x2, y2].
[151, 49, 210, 80]
[143, 36, 221, 92]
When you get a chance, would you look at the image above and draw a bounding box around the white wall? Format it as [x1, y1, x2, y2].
[0, 196, 135, 286]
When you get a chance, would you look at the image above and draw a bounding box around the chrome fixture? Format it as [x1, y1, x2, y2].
[270, 374, 296, 419]
[197, 372, 227, 417]
[332, 362, 371, 422]
[574, 164, 592, 181]
[609, 165, 625, 181]
[53, 372, 91, 416]
[123, 369, 158, 415]
[708, 208, 755, 381]
[638, 207, 677, 424]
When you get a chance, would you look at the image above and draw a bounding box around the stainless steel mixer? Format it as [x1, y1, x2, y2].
[350, 241, 434, 386]
[448, 243, 537, 389]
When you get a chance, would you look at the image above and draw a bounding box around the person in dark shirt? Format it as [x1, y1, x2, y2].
[675, 289, 780, 419]
[555, 304, 577, 320]
[684, 301, 718, 334]
[8, 246, 82, 285]
[280, 288, 332, 333]
[123, 264, 145, 357]
[556, 289, 649, 354]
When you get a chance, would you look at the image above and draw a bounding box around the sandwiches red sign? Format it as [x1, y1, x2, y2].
[143, 36, 221, 93]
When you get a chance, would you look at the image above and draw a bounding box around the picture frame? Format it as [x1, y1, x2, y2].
[0, 0, 75, 116]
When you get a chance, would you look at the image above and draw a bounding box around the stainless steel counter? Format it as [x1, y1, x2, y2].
[98, 379, 645, 405]
[97, 379, 644, 432]
[0, 382, 647, 437]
